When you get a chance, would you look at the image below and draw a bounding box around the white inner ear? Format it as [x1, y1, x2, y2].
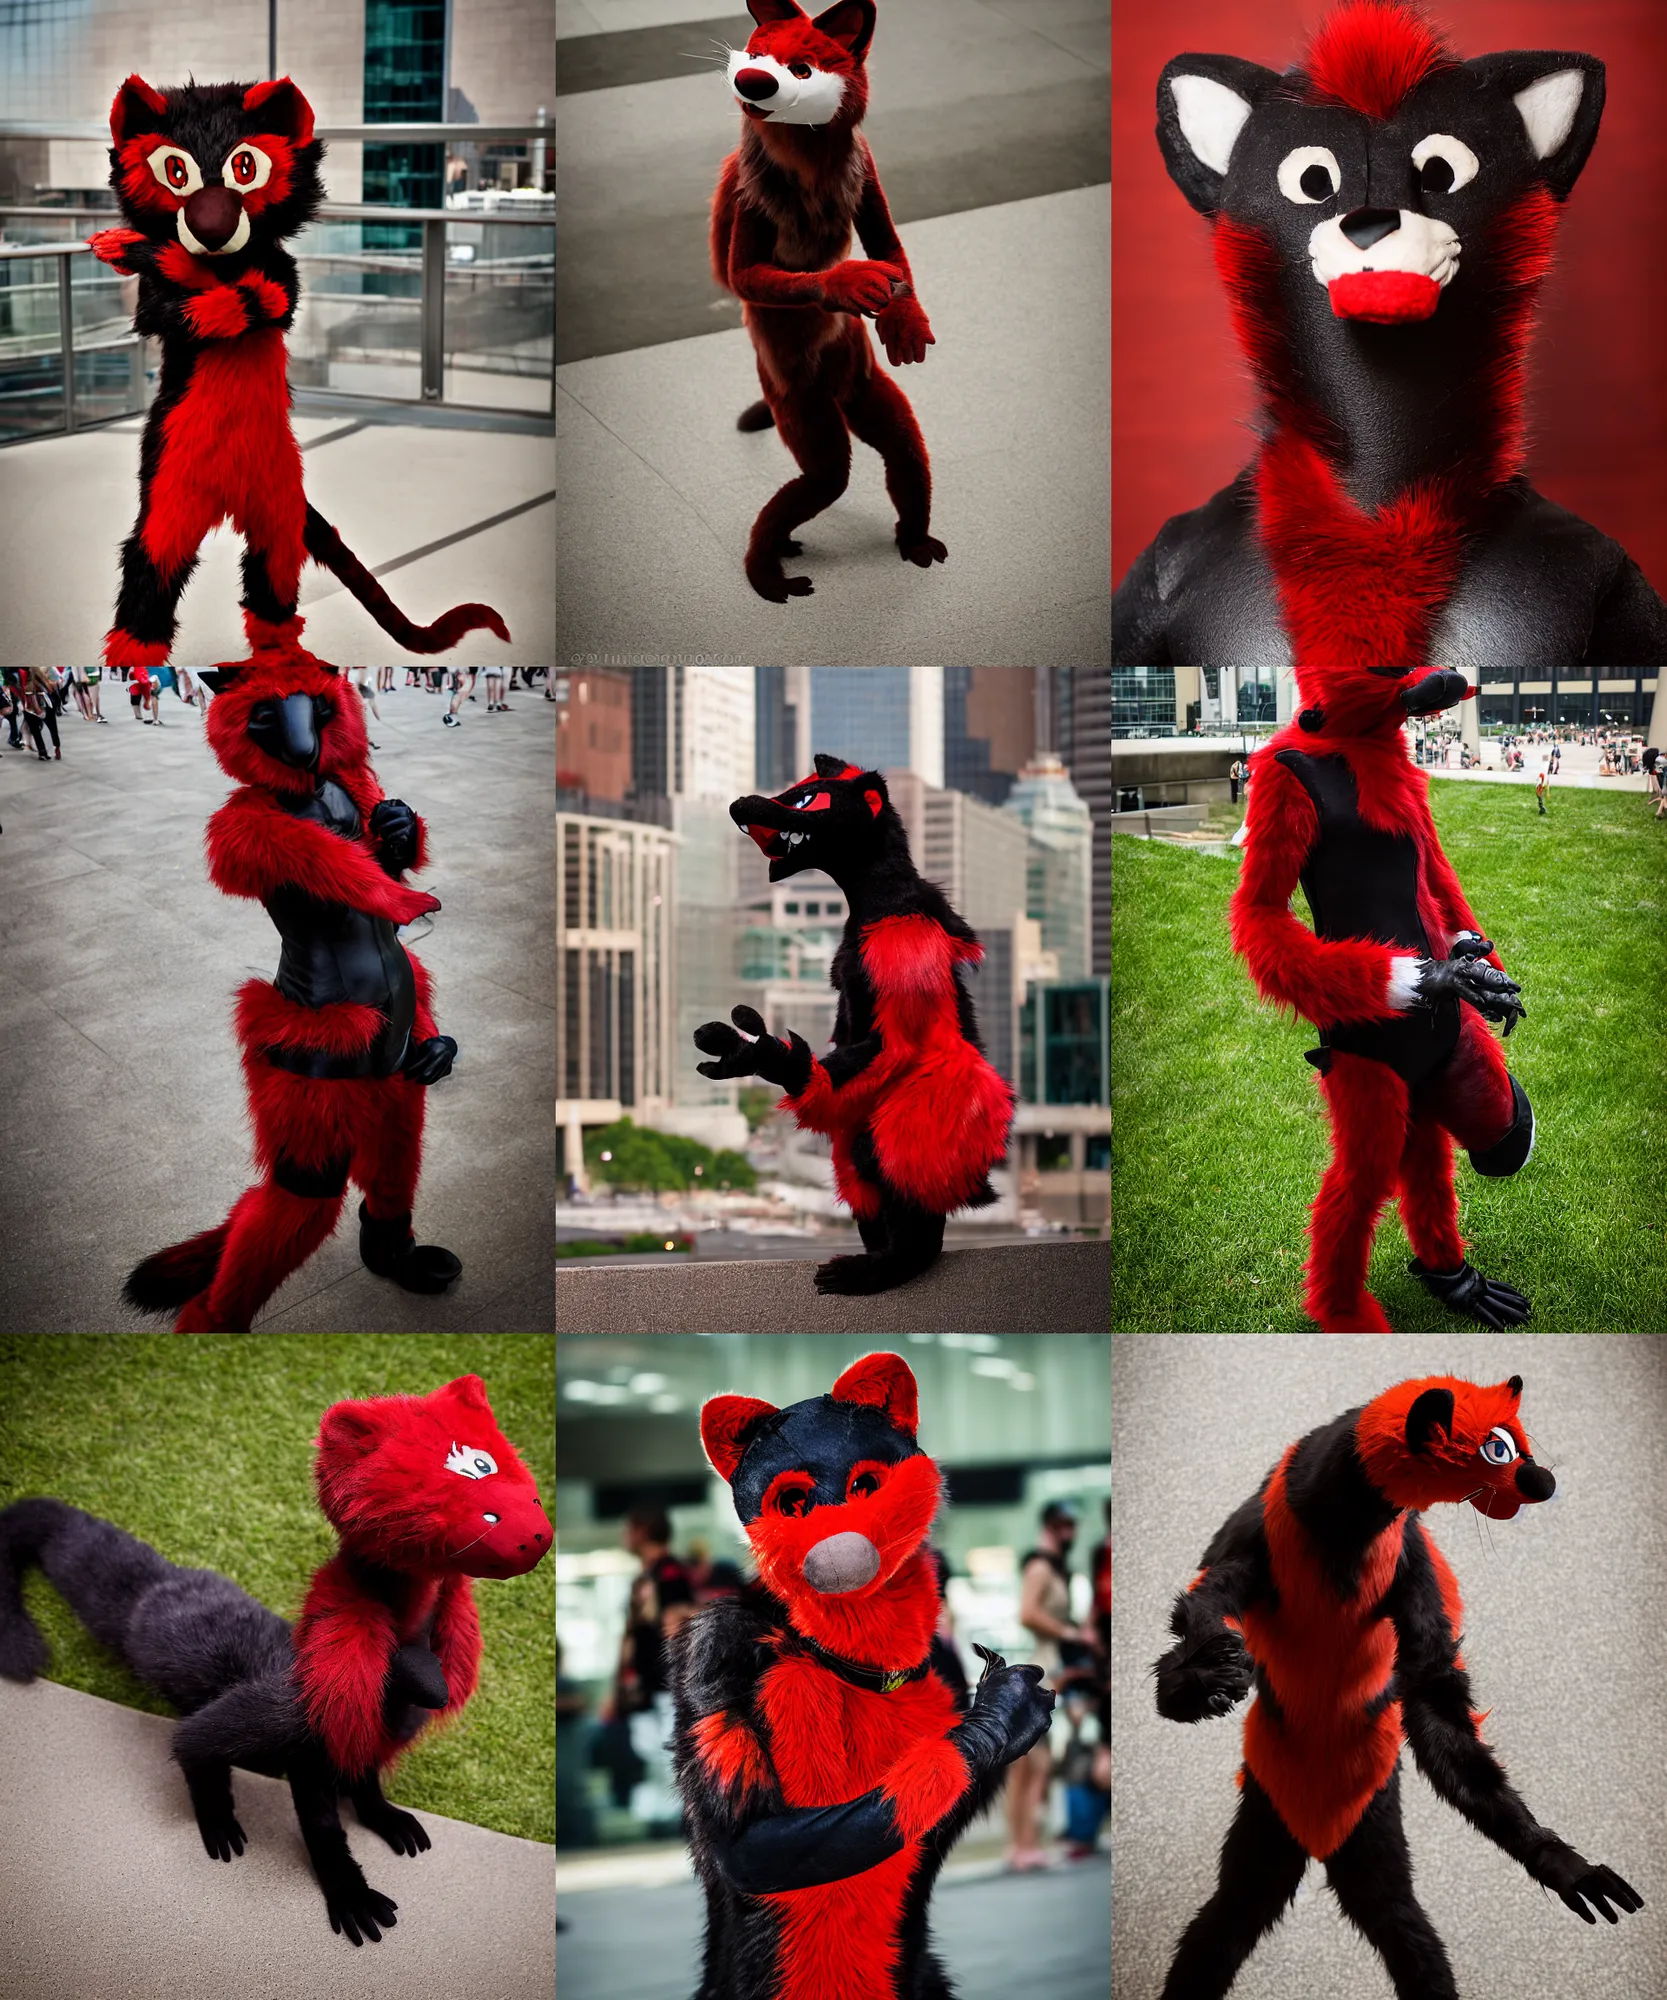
[1170, 74, 1253, 177]
[1512, 70, 1583, 160]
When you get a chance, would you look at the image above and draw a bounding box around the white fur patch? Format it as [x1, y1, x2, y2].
[1387, 955, 1425, 1011]
[1308, 210, 1460, 292]
[1169, 74, 1252, 177]
[727, 49, 847, 128]
[1512, 70, 1584, 160]
[178, 206, 250, 257]
[1521, 1097, 1535, 1164]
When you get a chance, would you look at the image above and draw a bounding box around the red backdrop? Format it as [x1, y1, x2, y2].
[1113, 0, 1667, 595]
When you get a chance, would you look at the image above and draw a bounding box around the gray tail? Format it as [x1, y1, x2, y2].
[0, 1498, 170, 1681]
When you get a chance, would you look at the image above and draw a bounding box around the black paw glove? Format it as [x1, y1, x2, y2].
[694, 1006, 813, 1094]
[385, 1642, 449, 1711]
[402, 1035, 457, 1085]
[321, 1859, 399, 1947]
[196, 1805, 246, 1863]
[1401, 669, 1471, 717]
[1531, 1839, 1645, 1926]
[1408, 1258, 1531, 1329]
[1415, 950, 1525, 1035]
[954, 1643, 1056, 1777]
[369, 798, 420, 874]
[363, 1802, 431, 1858]
[1154, 1631, 1254, 1723]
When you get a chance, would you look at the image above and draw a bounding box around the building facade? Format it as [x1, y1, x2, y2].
[1055, 666, 1110, 979]
[1001, 756, 1096, 984]
[808, 667, 945, 786]
[630, 666, 756, 804]
[555, 668, 631, 800]
[945, 667, 1035, 805]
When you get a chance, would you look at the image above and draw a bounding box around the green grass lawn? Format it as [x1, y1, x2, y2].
[0, 1335, 554, 1841]
[1112, 781, 1667, 1332]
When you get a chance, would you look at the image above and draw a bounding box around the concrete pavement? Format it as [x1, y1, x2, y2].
[0, 407, 554, 668]
[1112, 1336, 1667, 2000]
[0, 1675, 555, 2000]
[0, 680, 554, 1332]
[555, 1237, 1111, 1332]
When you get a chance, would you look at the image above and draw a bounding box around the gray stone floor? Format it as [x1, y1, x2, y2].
[0, 680, 553, 1332]
[0, 411, 554, 669]
[1112, 1336, 1667, 2000]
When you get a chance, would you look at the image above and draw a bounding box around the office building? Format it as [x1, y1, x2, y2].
[808, 668, 944, 787]
[944, 668, 1035, 805]
[1001, 756, 1096, 983]
[755, 666, 813, 792]
[555, 669, 631, 801]
[630, 666, 756, 803]
[1055, 667, 1110, 979]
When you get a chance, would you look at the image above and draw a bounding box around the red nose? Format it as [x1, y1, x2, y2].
[735, 66, 779, 102]
[185, 184, 241, 249]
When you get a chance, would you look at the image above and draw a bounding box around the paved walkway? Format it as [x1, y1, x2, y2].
[0, 1676, 556, 2000]
[0, 682, 554, 1332]
[0, 408, 554, 668]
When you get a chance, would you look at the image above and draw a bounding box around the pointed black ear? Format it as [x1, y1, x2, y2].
[1406, 1387, 1456, 1457]
[197, 668, 243, 694]
[1157, 54, 1282, 216]
[813, 752, 850, 776]
[748, 0, 805, 24]
[812, 0, 874, 60]
[1507, 1374, 1523, 1397]
[1465, 51, 1605, 201]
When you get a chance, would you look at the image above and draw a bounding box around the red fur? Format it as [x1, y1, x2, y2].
[829, 1351, 918, 1436]
[234, 977, 382, 1057]
[185, 286, 251, 340]
[1299, 0, 1456, 121]
[694, 1712, 773, 1805]
[878, 1732, 971, 1843]
[293, 1375, 542, 1775]
[1327, 269, 1439, 323]
[1357, 1374, 1529, 1512]
[700, 1395, 780, 1482]
[1307, 1053, 1410, 1331]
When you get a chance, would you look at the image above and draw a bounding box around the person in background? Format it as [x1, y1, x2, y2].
[556, 1637, 597, 1849]
[444, 666, 478, 729]
[1005, 1499, 1095, 1872]
[927, 1542, 969, 1709]
[484, 663, 510, 713]
[83, 661, 107, 724]
[1228, 757, 1241, 806]
[378, 661, 395, 697]
[611, 1504, 693, 1830]
[21, 669, 61, 761]
[130, 665, 161, 725]
[1536, 768, 1548, 816]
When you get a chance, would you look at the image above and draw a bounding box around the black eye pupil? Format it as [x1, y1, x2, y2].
[1300, 164, 1333, 200]
[1421, 156, 1455, 195]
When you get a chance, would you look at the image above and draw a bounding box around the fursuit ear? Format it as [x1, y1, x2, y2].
[748, 0, 807, 25]
[197, 667, 243, 694]
[1466, 51, 1605, 201]
[813, 751, 856, 777]
[242, 76, 317, 148]
[1504, 1374, 1523, 1401]
[111, 75, 169, 144]
[830, 1353, 918, 1438]
[318, 1398, 388, 1460]
[701, 1395, 778, 1482]
[1158, 54, 1282, 216]
[1406, 1385, 1456, 1457]
[441, 1373, 493, 1416]
[854, 768, 887, 817]
[812, 0, 875, 60]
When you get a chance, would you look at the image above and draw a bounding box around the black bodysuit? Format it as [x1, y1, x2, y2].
[265, 779, 415, 1077]
[1276, 749, 1459, 1085]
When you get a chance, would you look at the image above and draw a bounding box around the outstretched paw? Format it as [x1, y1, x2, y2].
[361, 1804, 431, 1858]
[196, 1808, 246, 1864]
[747, 559, 815, 603]
[897, 533, 947, 569]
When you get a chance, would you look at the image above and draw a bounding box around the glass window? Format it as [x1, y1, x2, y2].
[1112, 668, 1175, 738]
[784, 901, 799, 914]
[804, 901, 819, 915]
[1555, 692, 1591, 726]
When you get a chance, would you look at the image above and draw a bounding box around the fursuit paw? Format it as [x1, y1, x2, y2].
[1409, 1258, 1531, 1329]
[820, 259, 898, 316]
[196, 1807, 246, 1863]
[321, 1864, 398, 1947]
[745, 554, 815, 603]
[1154, 1633, 1254, 1724]
[875, 293, 934, 367]
[1533, 1842, 1645, 1926]
[360, 1804, 432, 1858]
[896, 530, 947, 569]
[814, 1254, 886, 1295]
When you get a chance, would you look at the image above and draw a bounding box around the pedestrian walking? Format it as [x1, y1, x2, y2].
[1536, 768, 1548, 816]
[22, 669, 62, 760]
[1228, 757, 1241, 806]
[443, 667, 477, 728]
[485, 665, 509, 713]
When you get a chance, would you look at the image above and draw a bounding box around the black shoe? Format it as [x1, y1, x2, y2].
[359, 1201, 462, 1294]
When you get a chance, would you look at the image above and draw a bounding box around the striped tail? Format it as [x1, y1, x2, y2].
[303, 505, 511, 656]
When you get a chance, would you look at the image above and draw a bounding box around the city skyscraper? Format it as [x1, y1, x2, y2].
[754, 666, 813, 792]
[1002, 756, 1096, 982]
[1056, 667, 1110, 979]
[808, 668, 944, 786]
[944, 668, 1036, 805]
[555, 670, 632, 800]
[630, 667, 756, 801]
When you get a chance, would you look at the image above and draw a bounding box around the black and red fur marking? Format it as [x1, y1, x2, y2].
[1154, 1377, 1642, 1999]
[121, 652, 460, 1331]
[94, 74, 509, 667]
[674, 1354, 1053, 2000]
[695, 755, 1013, 1295]
[712, 0, 945, 602]
[1114, 0, 1667, 669]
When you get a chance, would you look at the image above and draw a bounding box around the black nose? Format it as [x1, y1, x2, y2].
[1516, 1462, 1555, 1502]
[185, 184, 242, 249]
[734, 66, 779, 102]
[248, 691, 321, 771]
[1341, 207, 1402, 251]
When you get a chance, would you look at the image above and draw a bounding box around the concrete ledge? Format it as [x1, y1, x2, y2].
[555, 1240, 1109, 1333]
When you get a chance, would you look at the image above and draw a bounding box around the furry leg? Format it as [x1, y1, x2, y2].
[351, 1081, 461, 1296]
[1323, 1768, 1457, 2000]
[815, 1194, 943, 1296]
[180, 1176, 347, 1332]
[1395, 1109, 1466, 1271]
[745, 392, 851, 602]
[842, 366, 946, 568]
[349, 1769, 432, 1857]
[1427, 1008, 1517, 1154]
[1306, 1054, 1410, 1332]
[1161, 1771, 1308, 2000]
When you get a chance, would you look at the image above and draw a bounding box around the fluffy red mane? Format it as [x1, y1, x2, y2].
[1300, 0, 1457, 120]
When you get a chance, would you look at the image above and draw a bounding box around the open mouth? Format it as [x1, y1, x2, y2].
[741, 101, 772, 121]
[753, 826, 813, 861]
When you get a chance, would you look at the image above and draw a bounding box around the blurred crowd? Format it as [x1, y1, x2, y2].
[557, 1498, 1111, 1868]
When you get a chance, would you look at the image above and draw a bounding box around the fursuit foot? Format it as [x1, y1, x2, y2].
[1310, 1293, 1393, 1333]
[745, 551, 814, 602]
[358, 1203, 462, 1295]
[357, 1802, 431, 1858]
[896, 528, 947, 568]
[1409, 1258, 1531, 1329]
[814, 1249, 940, 1297]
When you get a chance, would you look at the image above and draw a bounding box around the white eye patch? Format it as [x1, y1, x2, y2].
[1279, 146, 1341, 204]
[1480, 1426, 1520, 1466]
[1169, 74, 1253, 176]
[726, 49, 847, 129]
[446, 1441, 499, 1480]
[1412, 134, 1479, 195]
[147, 145, 202, 196]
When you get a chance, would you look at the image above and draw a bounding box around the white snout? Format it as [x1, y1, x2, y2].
[178, 206, 251, 258]
[1308, 211, 1460, 291]
[801, 1531, 880, 1594]
[727, 49, 847, 128]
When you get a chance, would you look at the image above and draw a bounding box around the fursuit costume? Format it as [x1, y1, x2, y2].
[1113, 0, 1667, 668]
[123, 648, 461, 1332]
[693, 756, 1013, 1295]
[713, 0, 945, 602]
[673, 1352, 1055, 2000]
[90, 74, 510, 668]
[1153, 1375, 1642, 1999]
[0, 1374, 550, 1948]
[1230, 657, 1531, 1333]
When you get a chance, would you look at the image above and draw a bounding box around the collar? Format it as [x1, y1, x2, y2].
[788, 1632, 933, 1695]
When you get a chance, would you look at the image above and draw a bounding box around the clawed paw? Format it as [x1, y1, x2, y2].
[898, 535, 948, 568]
[746, 564, 815, 603]
[197, 1810, 246, 1863]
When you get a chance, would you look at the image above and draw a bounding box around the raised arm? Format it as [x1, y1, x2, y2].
[1153, 1488, 1272, 1724]
[1388, 1516, 1643, 1926]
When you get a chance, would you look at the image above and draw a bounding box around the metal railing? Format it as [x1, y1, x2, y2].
[0, 201, 553, 439]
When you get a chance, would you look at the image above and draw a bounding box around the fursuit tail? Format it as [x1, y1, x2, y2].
[0, 1498, 171, 1683]
[123, 1219, 233, 1318]
[303, 505, 511, 656]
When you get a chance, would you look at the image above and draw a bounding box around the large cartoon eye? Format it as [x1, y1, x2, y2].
[1278, 146, 1341, 204]
[148, 145, 203, 196]
[788, 62, 813, 79]
[224, 143, 274, 191]
[775, 1485, 812, 1517]
[847, 1470, 882, 1500]
[1412, 134, 1479, 196]
[1480, 1426, 1519, 1466]
[446, 1442, 499, 1480]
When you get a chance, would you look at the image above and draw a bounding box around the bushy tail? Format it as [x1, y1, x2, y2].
[123, 1219, 231, 1318]
[0, 1499, 170, 1682]
[304, 505, 511, 656]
